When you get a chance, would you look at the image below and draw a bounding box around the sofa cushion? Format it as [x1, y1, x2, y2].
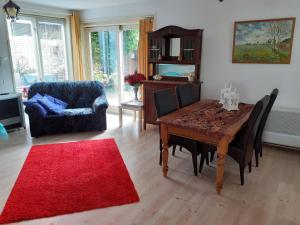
[63, 108, 93, 116]
[38, 95, 68, 115]
[23, 93, 43, 107]
[23, 93, 48, 117]
[45, 95, 68, 109]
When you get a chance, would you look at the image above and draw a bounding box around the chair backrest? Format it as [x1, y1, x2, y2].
[254, 95, 270, 132]
[176, 83, 199, 108]
[254, 89, 279, 148]
[153, 89, 178, 118]
[240, 99, 264, 164]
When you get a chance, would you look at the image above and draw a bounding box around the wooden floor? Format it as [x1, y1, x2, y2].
[0, 114, 300, 225]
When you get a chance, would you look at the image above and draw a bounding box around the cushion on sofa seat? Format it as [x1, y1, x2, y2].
[63, 108, 93, 116]
[38, 95, 68, 115]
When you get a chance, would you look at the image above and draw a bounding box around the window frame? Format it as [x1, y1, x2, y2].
[6, 14, 73, 92]
[84, 23, 139, 109]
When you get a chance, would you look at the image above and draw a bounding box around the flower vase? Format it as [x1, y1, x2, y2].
[133, 86, 139, 101]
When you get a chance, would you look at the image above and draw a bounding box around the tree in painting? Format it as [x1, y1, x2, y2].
[233, 18, 295, 64]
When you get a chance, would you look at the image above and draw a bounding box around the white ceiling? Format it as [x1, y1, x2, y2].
[17, 0, 149, 10]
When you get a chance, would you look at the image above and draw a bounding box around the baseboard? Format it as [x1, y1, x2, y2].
[263, 131, 300, 150]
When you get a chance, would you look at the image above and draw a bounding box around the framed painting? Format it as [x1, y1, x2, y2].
[232, 17, 296, 64]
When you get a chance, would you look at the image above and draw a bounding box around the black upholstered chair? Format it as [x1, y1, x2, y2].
[154, 88, 201, 176]
[199, 99, 264, 185]
[173, 83, 203, 157]
[252, 95, 270, 166]
[254, 89, 279, 166]
[176, 83, 200, 108]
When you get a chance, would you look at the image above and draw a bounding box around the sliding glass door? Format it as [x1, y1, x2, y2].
[7, 16, 69, 92]
[87, 24, 139, 110]
[89, 27, 120, 107]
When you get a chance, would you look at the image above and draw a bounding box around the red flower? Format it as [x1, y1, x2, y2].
[124, 73, 145, 86]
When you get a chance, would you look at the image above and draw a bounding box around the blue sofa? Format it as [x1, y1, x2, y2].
[25, 81, 108, 137]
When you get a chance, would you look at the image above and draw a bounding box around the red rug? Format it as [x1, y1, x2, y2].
[0, 139, 139, 224]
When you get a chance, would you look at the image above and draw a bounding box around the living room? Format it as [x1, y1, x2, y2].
[0, 0, 299, 224]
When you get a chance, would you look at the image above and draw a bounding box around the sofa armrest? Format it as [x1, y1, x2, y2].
[25, 103, 47, 119]
[93, 95, 109, 113]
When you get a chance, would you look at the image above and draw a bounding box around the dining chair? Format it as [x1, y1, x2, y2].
[173, 83, 206, 161]
[199, 99, 264, 185]
[154, 88, 201, 176]
[254, 88, 279, 166]
[176, 83, 199, 108]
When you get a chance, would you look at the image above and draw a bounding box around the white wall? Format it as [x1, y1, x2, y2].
[81, 0, 300, 109]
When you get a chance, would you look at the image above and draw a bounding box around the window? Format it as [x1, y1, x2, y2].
[7, 15, 69, 92]
[87, 24, 139, 109]
[122, 25, 139, 102]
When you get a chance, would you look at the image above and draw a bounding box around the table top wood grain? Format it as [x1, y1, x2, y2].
[158, 99, 253, 143]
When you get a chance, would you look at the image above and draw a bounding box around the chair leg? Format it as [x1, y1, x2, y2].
[210, 151, 215, 162]
[172, 145, 176, 156]
[192, 153, 198, 176]
[260, 145, 263, 157]
[180, 146, 183, 151]
[248, 161, 252, 173]
[239, 164, 245, 185]
[206, 154, 209, 165]
[159, 139, 162, 165]
[255, 150, 259, 167]
[199, 152, 207, 173]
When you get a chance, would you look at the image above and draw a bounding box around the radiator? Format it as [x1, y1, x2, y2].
[263, 108, 300, 149]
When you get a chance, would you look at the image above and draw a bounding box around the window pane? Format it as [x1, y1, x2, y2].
[122, 28, 139, 102]
[90, 30, 119, 107]
[8, 19, 38, 92]
[38, 21, 68, 82]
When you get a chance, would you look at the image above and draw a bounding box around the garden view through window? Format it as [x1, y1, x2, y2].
[7, 16, 69, 93]
[89, 25, 139, 107]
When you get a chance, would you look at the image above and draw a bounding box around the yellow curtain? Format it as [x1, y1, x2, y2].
[138, 17, 154, 79]
[70, 11, 84, 81]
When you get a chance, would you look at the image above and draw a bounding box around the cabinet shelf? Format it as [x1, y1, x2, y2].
[144, 25, 203, 129]
[149, 60, 197, 65]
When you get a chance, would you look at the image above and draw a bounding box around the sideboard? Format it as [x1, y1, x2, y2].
[142, 80, 201, 129]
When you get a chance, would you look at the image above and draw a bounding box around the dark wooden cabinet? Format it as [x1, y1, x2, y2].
[143, 25, 203, 129]
[142, 80, 201, 128]
[148, 25, 203, 81]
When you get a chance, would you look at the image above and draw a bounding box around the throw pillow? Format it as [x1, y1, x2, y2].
[23, 93, 43, 107]
[45, 95, 68, 109]
[37, 95, 68, 115]
[23, 93, 48, 117]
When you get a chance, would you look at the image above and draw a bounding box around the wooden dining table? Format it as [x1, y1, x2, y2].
[158, 99, 253, 194]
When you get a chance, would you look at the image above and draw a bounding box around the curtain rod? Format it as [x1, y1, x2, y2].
[19, 10, 71, 19]
[82, 15, 155, 27]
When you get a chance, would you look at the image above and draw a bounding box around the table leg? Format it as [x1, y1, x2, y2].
[119, 106, 123, 128]
[216, 138, 228, 194]
[138, 110, 142, 131]
[133, 111, 136, 121]
[160, 124, 169, 177]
